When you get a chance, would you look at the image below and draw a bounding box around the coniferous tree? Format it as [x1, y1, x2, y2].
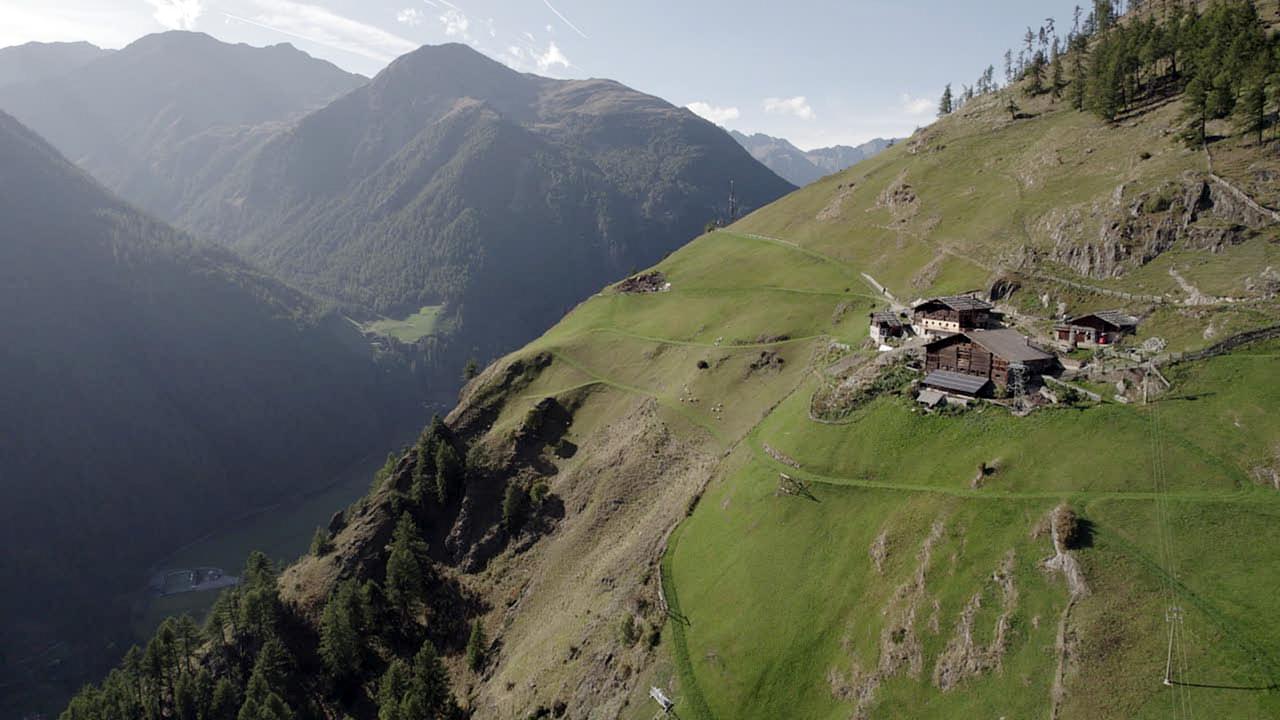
[377, 659, 411, 720]
[503, 482, 530, 532]
[385, 513, 428, 621]
[938, 83, 954, 116]
[466, 619, 486, 672]
[210, 678, 241, 720]
[462, 357, 480, 381]
[319, 580, 365, 686]
[409, 640, 457, 717]
[1180, 74, 1209, 147]
[1235, 71, 1269, 145]
[1070, 35, 1088, 110]
[310, 526, 333, 556]
[1027, 51, 1047, 94]
[1051, 44, 1066, 100]
[434, 441, 464, 505]
[237, 639, 295, 720]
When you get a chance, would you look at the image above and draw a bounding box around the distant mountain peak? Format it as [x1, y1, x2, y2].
[730, 129, 899, 186]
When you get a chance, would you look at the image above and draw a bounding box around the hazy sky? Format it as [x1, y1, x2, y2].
[3, 0, 1080, 149]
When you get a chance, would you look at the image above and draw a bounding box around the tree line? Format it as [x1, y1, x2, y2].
[937, 0, 1280, 147]
[60, 419, 481, 720]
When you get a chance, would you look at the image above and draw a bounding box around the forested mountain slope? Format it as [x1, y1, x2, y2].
[0, 110, 417, 715]
[64, 3, 1280, 719]
[165, 43, 793, 362]
[1, 35, 792, 405]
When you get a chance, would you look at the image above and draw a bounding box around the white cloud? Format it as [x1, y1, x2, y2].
[900, 93, 933, 116]
[535, 40, 570, 72]
[439, 8, 469, 37]
[686, 101, 741, 126]
[147, 0, 204, 30]
[396, 8, 422, 26]
[499, 40, 571, 76]
[763, 96, 815, 120]
[0, 4, 141, 49]
[223, 0, 417, 64]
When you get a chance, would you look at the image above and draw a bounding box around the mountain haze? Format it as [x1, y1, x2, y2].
[1, 34, 793, 402]
[63, 4, 1280, 717]
[0, 31, 366, 211]
[151, 42, 793, 387]
[730, 129, 897, 186]
[0, 109, 417, 714]
[0, 40, 111, 88]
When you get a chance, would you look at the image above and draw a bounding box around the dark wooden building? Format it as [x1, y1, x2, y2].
[869, 311, 905, 342]
[924, 329, 1056, 388]
[911, 296, 997, 337]
[1054, 311, 1138, 348]
[921, 370, 995, 399]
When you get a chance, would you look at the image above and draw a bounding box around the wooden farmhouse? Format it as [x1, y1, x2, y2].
[1054, 311, 1138, 349]
[924, 328, 1056, 390]
[869, 311, 905, 342]
[911, 296, 998, 338]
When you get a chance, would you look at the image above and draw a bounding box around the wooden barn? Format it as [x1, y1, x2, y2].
[869, 311, 905, 342]
[920, 370, 995, 399]
[924, 329, 1056, 388]
[1054, 311, 1138, 348]
[911, 296, 998, 337]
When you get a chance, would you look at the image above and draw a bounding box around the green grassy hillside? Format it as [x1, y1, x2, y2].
[425, 63, 1280, 718]
[61, 7, 1280, 719]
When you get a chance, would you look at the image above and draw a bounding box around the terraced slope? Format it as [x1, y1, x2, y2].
[400, 78, 1280, 718]
[68, 35, 1280, 719]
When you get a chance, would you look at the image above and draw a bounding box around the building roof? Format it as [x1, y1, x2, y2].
[1067, 310, 1139, 329]
[870, 311, 902, 327]
[922, 370, 993, 396]
[913, 295, 994, 312]
[917, 388, 947, 406]
[966, 329, 1056, 363]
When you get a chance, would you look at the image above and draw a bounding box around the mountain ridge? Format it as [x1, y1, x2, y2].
[0, 108, 421, 716]
[730, 128, 898, 186]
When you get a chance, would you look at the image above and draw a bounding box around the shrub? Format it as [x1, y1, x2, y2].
[618, 615, 639, 646]
[503, 483, 530, 532]
[465, 619, 486, 672]
[310, 527, 333, 556]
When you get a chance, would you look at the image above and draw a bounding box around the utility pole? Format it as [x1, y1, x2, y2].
[1163, 605, 1183, 686]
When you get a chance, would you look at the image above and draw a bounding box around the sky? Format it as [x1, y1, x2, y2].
[2, 0, 1081, 150]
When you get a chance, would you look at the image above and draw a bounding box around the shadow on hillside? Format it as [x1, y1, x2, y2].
[1169, 680, 1279, 691]
[1072, 518, 1096, 550]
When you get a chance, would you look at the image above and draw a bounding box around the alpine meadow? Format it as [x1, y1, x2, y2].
[2, 2, 1280, 720]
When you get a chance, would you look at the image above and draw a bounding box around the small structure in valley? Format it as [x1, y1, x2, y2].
[911, 295, 999, 338]
[868, 311, 906, 343]
[924, 328, 1056, 390]
[1054, 310, 1138, 349]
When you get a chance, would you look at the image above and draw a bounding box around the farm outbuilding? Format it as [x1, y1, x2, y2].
[921, 369, 995, 399]
[911, 296, 999, 338]
[869, 311, 905, 342]
[924, 329, 1056, 388]
[1054, 311, 1138, 349]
